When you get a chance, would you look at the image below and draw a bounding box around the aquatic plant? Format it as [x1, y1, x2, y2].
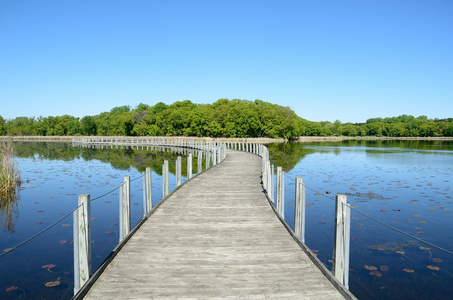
[0, 139, 21, 200]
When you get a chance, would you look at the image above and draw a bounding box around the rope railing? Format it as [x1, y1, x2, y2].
[0, 203, 82, 258]
[255, 142, 453, 295]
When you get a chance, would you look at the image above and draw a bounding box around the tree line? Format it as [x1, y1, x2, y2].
[0, 99, 452, 139]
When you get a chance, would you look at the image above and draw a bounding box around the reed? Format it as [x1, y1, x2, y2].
[0, 139, 21, 200]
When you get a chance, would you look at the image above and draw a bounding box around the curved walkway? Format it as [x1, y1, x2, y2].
[83, 150, 351, 299]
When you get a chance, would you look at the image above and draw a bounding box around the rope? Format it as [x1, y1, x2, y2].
[346, 203, 453, 256]
[299, 180, 453, 256]
[90, 173, 142, 202]
[90, 184, 121, 202]
[0, 204, 82, 258]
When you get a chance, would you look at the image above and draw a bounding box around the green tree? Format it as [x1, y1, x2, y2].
[0, 116, 6, 135]
[81, 116, 97, 135]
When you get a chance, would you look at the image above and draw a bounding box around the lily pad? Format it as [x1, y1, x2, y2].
[42, 264, 56, 270]
[45, 280, 61, 287]
[403, 268, 415, 273]
[370, 270, 382, 277]
[5, 286, 18, 292]
[427, 265, 440, 271]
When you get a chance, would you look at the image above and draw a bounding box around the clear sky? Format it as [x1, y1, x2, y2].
[0, 0, 452, 123]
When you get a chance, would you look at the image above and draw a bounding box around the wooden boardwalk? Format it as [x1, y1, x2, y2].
[82, 150, 353, 299]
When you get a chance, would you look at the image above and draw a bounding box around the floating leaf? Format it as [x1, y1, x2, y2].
[364, 265, 377, 271]
[370, 270, 382, 277]
[427, 265, 440, 271]
[311, 249, 319, 253]
[58, 240, 67, 244]
[45, 281, 61, 287]
[419, 246, 431, 251]
[396, 251, 405, 255]
[37, 210, 44, 213]
[380, 265, 389, 272]
[403, 268, 415, 273]
[375, 247, 385, 251]
[62, 224, 70, 227]
[42, 264, 56, 270]
[318, 221, 327, 224]
[105, 231, 115, 234]
[5, 286, 18, 292]
[418, 221, 427, 224]
[412, 214, 421, 217]
[432, 258, 443, 263]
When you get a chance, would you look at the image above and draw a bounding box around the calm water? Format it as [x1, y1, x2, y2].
[0, 142, 190, 299]
[2, 141, 452, 299]
[267, 140, 453, 300]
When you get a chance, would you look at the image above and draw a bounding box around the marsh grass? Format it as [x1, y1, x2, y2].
[0, 139, 21, 200]
[0, 140, 20, 232]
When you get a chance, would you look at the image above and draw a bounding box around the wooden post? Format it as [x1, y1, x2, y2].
[146, 167, 152, 212]
[197, 151, 202, 173]
[266, 161, 271, 199]
[142, 171, 147, 214]
[206, 150, 211, 169]
[119, 176, 131, 242]
[73, 210, 79, 295]
[294, 177, 306, 243]
[187, 153, 193, 179]
[163, 160, 169, 198]
[74, 194, 91, 294]
[333, 194, 351, 290]
[276, 166, 284, 218]
[271, 164, 275, 204]
[176, 156, 182, 187]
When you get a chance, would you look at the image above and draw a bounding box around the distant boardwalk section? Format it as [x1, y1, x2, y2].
[81, 149, 353, 299]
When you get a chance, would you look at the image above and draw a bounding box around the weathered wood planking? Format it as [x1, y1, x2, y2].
[82, 150, 353, 299]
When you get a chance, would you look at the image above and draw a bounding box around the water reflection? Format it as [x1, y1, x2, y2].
[0, 195, 19, 232]
[266, 140, 453, 300]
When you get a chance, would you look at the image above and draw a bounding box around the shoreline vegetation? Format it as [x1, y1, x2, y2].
[1, 135, 453, 144]
[0, 139, 21, 232]
[1, 99, 452, 140]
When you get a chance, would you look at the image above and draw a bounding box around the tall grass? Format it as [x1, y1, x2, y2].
[0, 139, 21, 200]
[0, 140, 20, 232]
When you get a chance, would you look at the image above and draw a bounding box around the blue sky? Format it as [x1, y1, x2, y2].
[0, 0, 452, 123]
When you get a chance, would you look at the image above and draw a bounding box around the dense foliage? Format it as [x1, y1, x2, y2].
[1, 99, 452, 138]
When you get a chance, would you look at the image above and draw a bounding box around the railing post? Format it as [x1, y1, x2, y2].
[294, 177, 306, 243]
[146, 167, 152, 212]
[187, 153, 193, 179]
[271, 164, 275, 204]
[206, 150, 211, 169]
[163, 160, 169, 198]
[176, 156, 182, 187]
[119, 176, 130, 242]
[212, 147, 217, 165]
[333, 194, 351, 289]
[276, 166, 284, 218]
[197, 151, 202, 173]
[74, 194, 91, 295]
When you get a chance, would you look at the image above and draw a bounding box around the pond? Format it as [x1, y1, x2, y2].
[0, 142, 196, 299]
[267, 140, 453, 300]
[2, 140, 452, 299]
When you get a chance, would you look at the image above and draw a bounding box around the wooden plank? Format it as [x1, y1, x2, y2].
[82, 150, 354, 299]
